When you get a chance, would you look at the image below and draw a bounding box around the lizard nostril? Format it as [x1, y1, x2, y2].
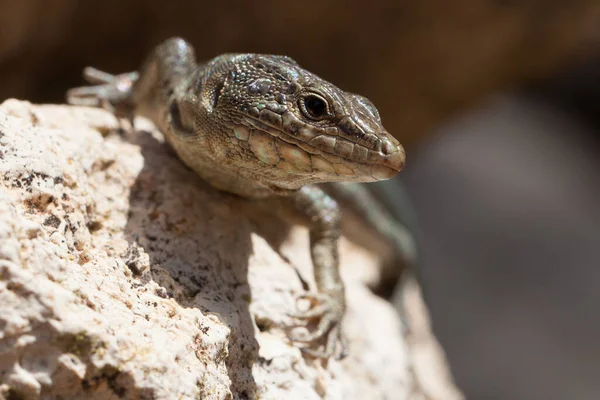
[381, 137, 398, 155]
[373, 140, 382, 153]
[383, 148, 405, 171]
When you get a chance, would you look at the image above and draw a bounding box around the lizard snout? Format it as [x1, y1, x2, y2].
[382, 148, 405, 171]
[368, 137, 405, 180]
[379, 135, 405, 171]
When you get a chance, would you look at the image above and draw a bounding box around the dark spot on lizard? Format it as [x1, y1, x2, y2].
[248, 78, 271, 96]
[286, 82, 301, 94]
[169, 101, 191, 134]
[338, 116, 367, 140]
[212, 81, 224, 109]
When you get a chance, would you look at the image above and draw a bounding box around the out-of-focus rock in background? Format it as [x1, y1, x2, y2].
[401, 58, 600, 400]
[0, 0, 599, 149]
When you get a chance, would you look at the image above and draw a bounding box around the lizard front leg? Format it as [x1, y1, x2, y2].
[276, 185, 346, 359]
[66, 37, 197, 129]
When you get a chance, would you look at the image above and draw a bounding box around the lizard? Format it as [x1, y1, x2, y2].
[66, 37, 414, 358]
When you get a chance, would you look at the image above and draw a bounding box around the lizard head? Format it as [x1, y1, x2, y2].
[199, 54, 404, 189]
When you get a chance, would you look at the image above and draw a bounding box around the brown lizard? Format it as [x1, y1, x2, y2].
[66, 37, 408, 358]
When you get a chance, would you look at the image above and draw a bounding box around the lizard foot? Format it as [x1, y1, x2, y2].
[289, 291, 347, 359]
[66, 67, 138, 121]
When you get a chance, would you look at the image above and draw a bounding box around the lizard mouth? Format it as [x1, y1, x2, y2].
[241, 111, 404, 181]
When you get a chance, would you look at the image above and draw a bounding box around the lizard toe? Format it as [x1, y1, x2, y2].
[297, 325, 347, 360]
[82, 67, 117, 84]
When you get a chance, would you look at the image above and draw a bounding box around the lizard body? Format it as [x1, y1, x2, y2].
[67, 37, 411, 358]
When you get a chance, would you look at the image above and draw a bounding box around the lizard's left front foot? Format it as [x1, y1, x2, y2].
[289, 290, 347, 359]
[66, 67, 138, 121]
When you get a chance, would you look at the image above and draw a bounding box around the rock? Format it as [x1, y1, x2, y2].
[0, 100, 459, 399]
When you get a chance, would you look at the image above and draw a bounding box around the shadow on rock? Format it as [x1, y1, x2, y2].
[122, 128, 259, 398]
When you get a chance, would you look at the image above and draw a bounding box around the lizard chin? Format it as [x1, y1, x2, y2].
[369, 163, 401, 180]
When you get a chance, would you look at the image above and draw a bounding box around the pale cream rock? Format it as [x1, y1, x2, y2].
[0, 100, 460, 400]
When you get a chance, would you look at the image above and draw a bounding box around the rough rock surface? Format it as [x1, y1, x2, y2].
[0, 100, 459, 400]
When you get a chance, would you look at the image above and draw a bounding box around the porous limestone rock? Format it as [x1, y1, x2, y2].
[0, 100, 457, 400]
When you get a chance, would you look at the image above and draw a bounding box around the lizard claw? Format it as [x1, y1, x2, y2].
[299, 325, 348, 360]
[66, 68, 138, 121]
[82, 67, 120, 84]
[289, 290, 347, 359]
[290, 292, 332, 319]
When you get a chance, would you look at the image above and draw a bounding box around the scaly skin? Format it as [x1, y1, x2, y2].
[67, 37, 406, 358]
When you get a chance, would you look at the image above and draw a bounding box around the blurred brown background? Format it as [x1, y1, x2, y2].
[1, 0, 599, 148]
[2, 1, 600, 399]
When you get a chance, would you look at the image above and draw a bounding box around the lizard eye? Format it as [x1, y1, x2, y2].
[299, 94, 329, 120]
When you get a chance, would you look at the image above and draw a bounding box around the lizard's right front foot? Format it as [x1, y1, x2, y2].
[66, 67, 138, 120]
[289, 289, 347, 360]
